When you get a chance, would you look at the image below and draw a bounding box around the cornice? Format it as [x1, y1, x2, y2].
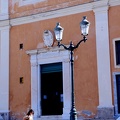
[0, 13, 9, 21]
[0, 20, 9, 28]
[93, 6, 109, 14]
[26, 46, 67, 55]
[19, 0, 46, 6]
[10, 3, 92, 26]
[26, 50, 38, 55]
[109, 0, 120, 6]
[7, 0, 120, 26]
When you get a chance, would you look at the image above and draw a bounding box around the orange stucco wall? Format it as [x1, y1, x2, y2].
[10, 9, 98, 119]
[109, 5, 120, 73]
[9, 0, 120, 119]
[10, 0, 94, 18]
[109, 5, 120, 104]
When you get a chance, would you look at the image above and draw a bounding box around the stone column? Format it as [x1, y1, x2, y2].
[93, 6, 114, 119]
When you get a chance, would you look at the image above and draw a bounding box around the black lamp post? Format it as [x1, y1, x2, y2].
[54, 16, 90, 120]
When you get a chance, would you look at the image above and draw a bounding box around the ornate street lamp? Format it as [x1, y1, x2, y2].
[54, 16, 90, 120]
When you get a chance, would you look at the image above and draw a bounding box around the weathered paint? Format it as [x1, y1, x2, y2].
[10, 0, 94, 18]
[109, 5, 120, 73]
[9, 10, 98, 119]
[109, 6, 120, 109]
[7, 0, 120, 119]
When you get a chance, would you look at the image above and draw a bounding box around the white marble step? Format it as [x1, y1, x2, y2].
[35, 115, 64, 120]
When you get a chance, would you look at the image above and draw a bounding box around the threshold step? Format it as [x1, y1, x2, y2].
[36, 115, 63, 120]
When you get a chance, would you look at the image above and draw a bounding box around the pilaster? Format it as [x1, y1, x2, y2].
[93, 6, 114, 119]
[0, 26, 10, 117]
[30, 54, 39, 118]
[0, 0, 8, 20]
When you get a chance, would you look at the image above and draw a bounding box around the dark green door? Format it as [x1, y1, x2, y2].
[41, 63, 63, 115]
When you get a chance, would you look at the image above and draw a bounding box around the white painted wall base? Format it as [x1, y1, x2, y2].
[96, 106, 114, 119]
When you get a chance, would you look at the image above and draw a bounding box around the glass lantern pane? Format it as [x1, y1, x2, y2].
[80, 16, 90, 36]
[55, 31, 63, 41]
[81, 25, 89, 36]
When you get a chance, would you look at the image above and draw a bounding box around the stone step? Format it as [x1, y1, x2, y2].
[36, 118, 115, 120]
[36, 115, 63, 120]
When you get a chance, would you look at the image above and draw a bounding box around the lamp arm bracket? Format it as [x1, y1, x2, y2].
[58, 43, 70, 50]
[74, 36, 87, 49]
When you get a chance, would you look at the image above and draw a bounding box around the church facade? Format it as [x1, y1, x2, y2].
[0, 0, 120, 119]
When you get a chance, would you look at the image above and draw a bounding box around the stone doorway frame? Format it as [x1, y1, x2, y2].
[26, 46, 71, 119]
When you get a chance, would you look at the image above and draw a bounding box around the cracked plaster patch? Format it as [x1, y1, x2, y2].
[77, 110, 95, 119]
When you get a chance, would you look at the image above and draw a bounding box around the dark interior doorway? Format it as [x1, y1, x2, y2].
[116, 74, 120, 113]
[41, 62, 63, 115]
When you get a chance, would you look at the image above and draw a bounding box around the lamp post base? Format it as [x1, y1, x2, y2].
[70, 108, 77, 120]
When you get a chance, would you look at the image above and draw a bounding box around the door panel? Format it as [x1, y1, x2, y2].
[41, 63, 63, 115]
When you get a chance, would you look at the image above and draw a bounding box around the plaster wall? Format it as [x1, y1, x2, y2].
[109, 5, 120, 73]
[9, 0, 120, 119]
[109, 6, 120, 116]
[9, 0, 94, 18]
[9, 11, 98, 119]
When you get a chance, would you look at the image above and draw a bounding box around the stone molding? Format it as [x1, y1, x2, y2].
[26, 46, 69, 55]
[93, 6, 109, 13]
[96, 107, 114, 119]
[10, 0, 120, 26]
[31, 62, 38, 67]
[27, 47, 71, 119]
[0, 20, 9, 28]
[0, 0, 8, 20]
[19, 0, 46, 6]
[0, 0, 119, 26]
